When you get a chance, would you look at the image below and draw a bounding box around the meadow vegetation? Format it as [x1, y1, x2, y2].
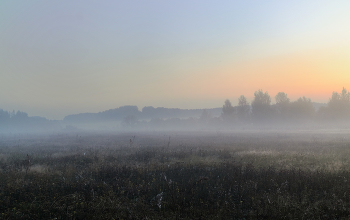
[1, 131, 350, 219]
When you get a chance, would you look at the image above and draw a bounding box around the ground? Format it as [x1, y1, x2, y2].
[1, 130, 350, 219]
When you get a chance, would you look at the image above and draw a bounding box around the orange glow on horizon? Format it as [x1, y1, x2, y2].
[172, 47, 350, 104]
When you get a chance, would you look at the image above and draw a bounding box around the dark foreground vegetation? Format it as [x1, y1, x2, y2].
[1, 131, 350, 219]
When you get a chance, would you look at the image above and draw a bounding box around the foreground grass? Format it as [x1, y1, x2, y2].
[0, 131, 350, 219]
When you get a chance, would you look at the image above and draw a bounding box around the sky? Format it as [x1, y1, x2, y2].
[1, 1, 350, 119]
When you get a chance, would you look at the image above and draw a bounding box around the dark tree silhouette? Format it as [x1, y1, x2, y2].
[0, 109, 10, 130]
[221, 99, 234, 122]
[289, 96, 315, 121]
[275, 92, 290, 120]
[251, 89, 272, 123]
[237, 95, 250, 122]
[326, 87, 350, 120]
[275, 92, 290, 104]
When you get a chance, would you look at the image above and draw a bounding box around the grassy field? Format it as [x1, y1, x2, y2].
[1, 130, 350, 219]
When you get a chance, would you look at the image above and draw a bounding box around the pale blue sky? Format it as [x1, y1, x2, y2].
[1, 1, 350, 119]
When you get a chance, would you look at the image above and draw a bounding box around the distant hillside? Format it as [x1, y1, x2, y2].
[63, 103, 328, 124]
[63, 106, 222, 123]
[0, 109, 60, 132]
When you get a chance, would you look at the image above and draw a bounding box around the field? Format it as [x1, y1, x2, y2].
[1, 130, 350, 219]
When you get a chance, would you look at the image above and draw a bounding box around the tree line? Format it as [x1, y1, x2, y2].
[0, 110, 58, 132]
[220, 87, 350, 127]
[1, 87, 349, 131]
[120, 87, 350, 130]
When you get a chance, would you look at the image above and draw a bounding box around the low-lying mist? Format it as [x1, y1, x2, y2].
[2, 87, 350, 133]
[1, 129, 350, 218]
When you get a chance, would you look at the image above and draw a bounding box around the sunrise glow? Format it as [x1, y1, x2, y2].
[1, 1, 350, 119]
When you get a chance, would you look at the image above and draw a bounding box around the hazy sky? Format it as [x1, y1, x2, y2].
[1, 1, 350, 119]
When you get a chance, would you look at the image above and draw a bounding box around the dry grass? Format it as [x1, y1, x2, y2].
[29, 164, 48, 173]
[1, 131, 350, 219]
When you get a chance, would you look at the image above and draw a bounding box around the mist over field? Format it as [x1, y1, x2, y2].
[1, 87, 349, 133]
[1, 130, 350, 218]
[2, 1, 350, 218]
[1, 87, 350, 218]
